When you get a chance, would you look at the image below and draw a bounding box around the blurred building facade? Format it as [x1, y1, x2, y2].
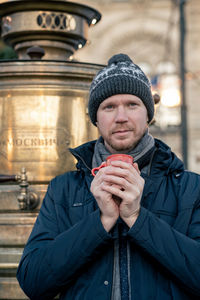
[71, 0, 200, 173]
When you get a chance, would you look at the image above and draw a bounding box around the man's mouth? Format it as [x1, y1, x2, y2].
[112, 129, 132, 136]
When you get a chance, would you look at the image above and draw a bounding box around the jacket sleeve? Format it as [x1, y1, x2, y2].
[128, 185, 200, 296]
[16, 179, 113, 300]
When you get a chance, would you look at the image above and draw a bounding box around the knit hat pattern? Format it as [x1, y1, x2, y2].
[88, 53, 154, 125]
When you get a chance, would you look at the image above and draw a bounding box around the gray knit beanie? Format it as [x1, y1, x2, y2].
[88, 53, 154, 125]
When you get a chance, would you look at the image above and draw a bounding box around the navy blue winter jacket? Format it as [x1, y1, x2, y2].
[17, 139, 200, 300]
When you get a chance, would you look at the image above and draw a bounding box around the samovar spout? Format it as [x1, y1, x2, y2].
[0, 168, 39, 210]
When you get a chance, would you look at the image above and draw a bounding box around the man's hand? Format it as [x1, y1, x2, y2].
[117, 161, 144, 227]
[91, 161, 144, 229]
[90, 166, 120, 232]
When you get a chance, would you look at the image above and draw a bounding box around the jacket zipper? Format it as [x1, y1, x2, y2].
[69, 149, 92, 173]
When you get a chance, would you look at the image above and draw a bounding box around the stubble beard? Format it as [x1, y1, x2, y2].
[105, 128, 147, 153]
[105, 137, 139, 153]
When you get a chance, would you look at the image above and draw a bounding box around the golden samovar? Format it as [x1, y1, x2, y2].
[0, 1, 101, 298]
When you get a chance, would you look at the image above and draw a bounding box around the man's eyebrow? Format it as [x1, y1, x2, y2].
[126, 98, 141, 103]
[102, 101, 115, 106]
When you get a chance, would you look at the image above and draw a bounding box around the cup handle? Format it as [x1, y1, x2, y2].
[91, 162, 106, 176]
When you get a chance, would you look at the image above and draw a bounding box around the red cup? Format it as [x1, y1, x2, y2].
[91, 154, 134, 176]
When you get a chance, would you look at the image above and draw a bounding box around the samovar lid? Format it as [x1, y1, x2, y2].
[0, 0, 101, 60]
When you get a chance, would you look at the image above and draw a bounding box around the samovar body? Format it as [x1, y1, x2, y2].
[0, 60, 100, 182]
[0, 1, 101, 299]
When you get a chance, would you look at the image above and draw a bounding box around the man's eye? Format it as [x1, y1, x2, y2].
[104, 105, 114, 110]
[129, 103, 136, 107]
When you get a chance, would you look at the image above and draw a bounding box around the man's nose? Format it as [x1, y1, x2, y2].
[115, 106, 128, 122]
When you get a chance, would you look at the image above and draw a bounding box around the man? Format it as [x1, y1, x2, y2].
[17, 54, 200, 299]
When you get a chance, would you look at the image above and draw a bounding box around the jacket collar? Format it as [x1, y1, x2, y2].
[69, 140, 97, 172]
[149, 139, 184, 177]
[69, 138, 184, 177]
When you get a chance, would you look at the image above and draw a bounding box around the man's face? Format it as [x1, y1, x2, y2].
[96, 94, 149, 153]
